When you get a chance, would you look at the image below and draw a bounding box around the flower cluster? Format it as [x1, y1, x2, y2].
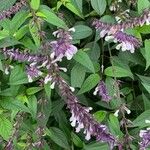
[50, 28, 78, 62]
[139, 129, 150, 150]
[93, 80, 111, 102]
[92, 19, 142, 53]
[57, 77, 115, 149]
[105, 31, 142, 53]
[0, 0, 26, 20]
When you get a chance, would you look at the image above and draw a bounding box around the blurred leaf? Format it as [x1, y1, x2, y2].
[142, 93, 150, 110]
[26, 87, 43, 95]
[30, 0, 40, 10]
[83, 142, 109, 150]
[0, 115, 12, 140]
[91, 0, 106, 15]
[108, 114, 123, 137]
[1, 97, 29, 113]
[133, 109, 150, 127]
[9, 65, 28, 85]
[27, 95, 37, 119]
[138, 0, 150, 14]
[64, 0, 83, 18]
[73, 50, 95, 73]
[93, 111, 107, 123]
[29, 19, 40, 48]
[78, 74, 100, 94]
[73, 25, 92, 40]
[46, 127, 70, 149]
[71, 63, 86, 88]
[71, 132, 83, 148]
[38, 5, 67, 28]
[144, 40, 150, 70]
[104, 66, 133, 79]
[0, 0, 16, 11]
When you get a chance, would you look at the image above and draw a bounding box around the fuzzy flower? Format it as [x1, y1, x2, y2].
[57, 77, 115, 149]
[105, 31, 142, 53]
[26, 63, 43, 82]
[93, 80, 111, 102]
[2, 48, 46, 63]
[50, 28, 77, 61]
[0, 0, 26, 20]
[139, 129, 150, 150]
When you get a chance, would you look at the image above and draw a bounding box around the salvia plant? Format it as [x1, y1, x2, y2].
[1, 0, 150, 150]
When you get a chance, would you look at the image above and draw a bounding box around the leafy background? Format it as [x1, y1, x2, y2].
[0, 0, 150, 149]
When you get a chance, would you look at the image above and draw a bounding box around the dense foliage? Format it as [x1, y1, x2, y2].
[1, 0, 150, 149]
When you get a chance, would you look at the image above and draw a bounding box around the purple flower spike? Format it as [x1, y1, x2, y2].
[139, 129, 150, 150]
[0, 0, 26, 21]
[94, 80, 111, 102]
[50, 28, 77, 61]
[105, 31, 142, 53]
[57, 77, 115, 149]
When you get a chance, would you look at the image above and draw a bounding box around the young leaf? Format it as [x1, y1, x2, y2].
[30, 0, 40, 10]
[71, 63, 86, 88]
[91, 0, 107, 15]
[104, 66, 133, 79]
[73, 50, 95, 73]
[78, 74, 100, 94]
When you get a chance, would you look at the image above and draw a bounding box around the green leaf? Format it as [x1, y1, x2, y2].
[83, 142, 109, 150]
[26, 87, 43, 95]
[0, 115, 12, 140]
[133, 109, 150, 127]
[0, 0, 16, 12]
[9, 65, 28, 85]
[137, 74, 150, 93]
[71, 132, 83, 148]
[104, 66, 133, 78]
[71, 0, 82, 12]
[46, 127, 70, 149]
[1, 97, 29, 113]
[38, 6, 67, 28]
[144, 40, 150, 69]
[64, 0, 83, 18]
[29, 19, 40, 48]
[91, 0, 107, 15]
[108, 114, 123, 137]
[73, 50, 95, 73]
[78, 74, 100, 94]
[11, 10, 29, 35]
[142, 93, 150, 110]
[93, 111, 107, 123]
[71, 64, 86, 88]
[138, 0, 150, 14]
[28, 95, 37, 119]
[73, 25, 93, 40]
[30, 0, 40, 10]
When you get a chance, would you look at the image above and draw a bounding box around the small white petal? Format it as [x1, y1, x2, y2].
[124, 106, 131, 114]
[116, 43, 122, 50]
[52, 31, 59, 36]
[44, 75, 52, 84]
[105, 36, 114, 41]
[85, 130, 91, 141]
[93, 87, 98, 95]
[70, 87, 75, 92]
[28, 75, 33, 83]
[4, 68, 9, 75]
[59, 67, 67, 72]
[71, 119, 76, 127]
[100, 30, 107, 37]
[114, 109, 119, 117]
[68, 27, 75, 32]
[145, 120, 150, 124]
[50, 82, 55, 89]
